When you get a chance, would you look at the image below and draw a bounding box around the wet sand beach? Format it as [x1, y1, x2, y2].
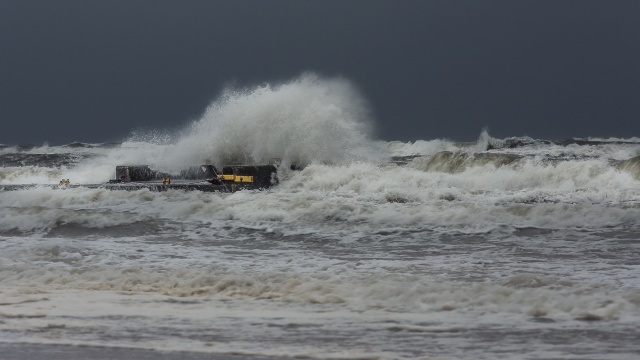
[0, 343, 282, 360]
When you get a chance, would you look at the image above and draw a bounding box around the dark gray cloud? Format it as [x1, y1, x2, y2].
[1, 0, 639, 145]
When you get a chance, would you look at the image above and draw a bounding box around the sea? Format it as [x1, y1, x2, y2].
[1, 76, 640, 359]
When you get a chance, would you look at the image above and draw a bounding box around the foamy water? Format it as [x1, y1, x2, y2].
[1, 75, 640, 359]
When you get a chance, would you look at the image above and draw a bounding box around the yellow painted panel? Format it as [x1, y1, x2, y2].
[234, 176, 253, 183]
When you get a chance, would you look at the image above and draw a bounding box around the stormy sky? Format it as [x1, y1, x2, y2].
[1, 0, 639, 145]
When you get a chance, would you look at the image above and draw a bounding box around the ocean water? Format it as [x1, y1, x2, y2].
[1, 76, 640, 359]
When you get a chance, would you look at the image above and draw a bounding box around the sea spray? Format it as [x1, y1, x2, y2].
[0, 74, 385, 184]
[159, 73, 385, 171]
[475, 128, 504, 151]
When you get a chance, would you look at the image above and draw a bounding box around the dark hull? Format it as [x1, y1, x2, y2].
[1, 164, 279, 193]
[0, 181, 259, 193]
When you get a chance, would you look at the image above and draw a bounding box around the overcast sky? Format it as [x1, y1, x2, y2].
[1, 0, 639, 145]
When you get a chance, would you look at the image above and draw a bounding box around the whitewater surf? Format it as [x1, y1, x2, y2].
[1, 74, 639, 359]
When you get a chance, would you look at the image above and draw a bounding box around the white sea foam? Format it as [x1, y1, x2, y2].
[0, 166, 66, 184]
[1, 229, 638, 322]
[1, 262, 636, 322]
[2, 156, 639, 235]
[386, 139, 461, 157]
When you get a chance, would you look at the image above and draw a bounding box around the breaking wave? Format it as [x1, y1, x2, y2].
[158, 73, 385, 170]
[615, 156, 640, 181]
[409, 151, 522, 173]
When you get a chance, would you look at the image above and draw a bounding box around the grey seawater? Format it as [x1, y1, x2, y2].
[1, 138, 640, 359]
[1, 221, 639, 359]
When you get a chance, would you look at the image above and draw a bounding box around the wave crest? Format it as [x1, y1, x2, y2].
[162, 73, 384, 170]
